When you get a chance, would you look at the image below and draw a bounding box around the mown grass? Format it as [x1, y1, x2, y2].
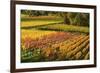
[37, 24, 89, 34]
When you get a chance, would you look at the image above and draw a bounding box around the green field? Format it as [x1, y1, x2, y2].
[37, 24, 89, 33]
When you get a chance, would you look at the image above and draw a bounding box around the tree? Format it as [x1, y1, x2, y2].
[59, 12, 70, 24]
[62, 12, 89, 26]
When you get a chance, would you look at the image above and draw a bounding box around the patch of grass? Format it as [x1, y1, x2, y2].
[21, 20, 63, 28]
[38, 24, 89, 34]
[21, 15, 63, 28]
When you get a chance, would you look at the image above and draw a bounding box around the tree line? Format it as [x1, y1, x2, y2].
[21, 10, 89, 26]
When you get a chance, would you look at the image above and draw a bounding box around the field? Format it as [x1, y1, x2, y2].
[21, 11, 90, 62]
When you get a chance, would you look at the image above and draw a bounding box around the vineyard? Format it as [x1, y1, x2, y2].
[21, 10, 90, 62]
[21, 32, 90, 62]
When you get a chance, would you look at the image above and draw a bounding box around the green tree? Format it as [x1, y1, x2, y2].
[63, 12, 89, 26]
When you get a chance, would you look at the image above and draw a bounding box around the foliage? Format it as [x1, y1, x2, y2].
[21, 33, 90, 62]
[21, 32, 76, 49]
[21, 29, 56, 40]
[21, 48, 42, 62]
